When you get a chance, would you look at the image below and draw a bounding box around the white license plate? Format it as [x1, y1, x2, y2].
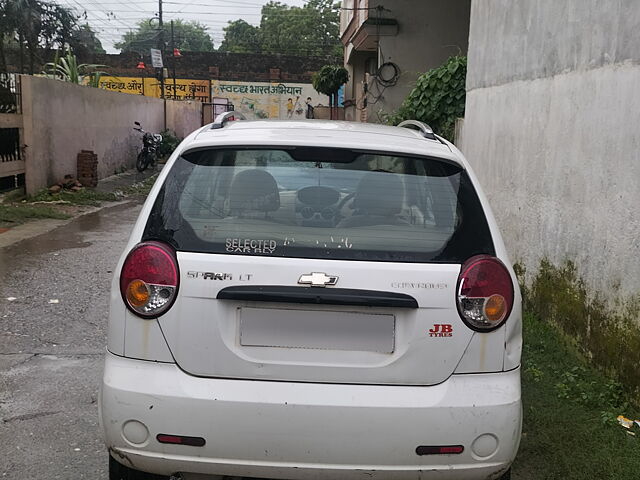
[239, 307, 395, 353]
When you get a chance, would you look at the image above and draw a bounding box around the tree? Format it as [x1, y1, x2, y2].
[115, 19, 214, 53]
[0, 0, 102, 73]
[303, 0, 342, 56]
[312, 64, 348, 119]
[218, 20, 260, 53]
[0, 0, 48, 73]
[69, 24, 105, 55]
[218, 0, 341, 56]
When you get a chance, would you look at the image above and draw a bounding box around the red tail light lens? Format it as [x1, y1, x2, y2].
[120, 242, 179, 318]
[456, 255, 514, 331]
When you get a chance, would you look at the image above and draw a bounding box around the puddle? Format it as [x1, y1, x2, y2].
[0, 202, 141, 270]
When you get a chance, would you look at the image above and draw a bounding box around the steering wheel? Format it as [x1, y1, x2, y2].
[336, 192, 356, 214]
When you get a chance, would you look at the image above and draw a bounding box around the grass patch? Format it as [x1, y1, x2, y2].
[516, 260, 640, 399]
[0, 172, 158, 228]
[115, 173, 158, 197]
[28, 188, 119, 206]
[513, 312, 640, 479]
[0, 204, 70, 226]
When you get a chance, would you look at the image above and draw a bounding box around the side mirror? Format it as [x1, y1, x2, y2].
[134, 121, 141, 127]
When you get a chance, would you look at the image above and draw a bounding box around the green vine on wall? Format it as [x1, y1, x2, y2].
[384, 56, 466, 141]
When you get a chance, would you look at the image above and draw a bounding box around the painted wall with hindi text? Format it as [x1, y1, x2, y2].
[96, 76, 210, 102]
[211, 80, 327, 120]
[94, 77, 328, 119]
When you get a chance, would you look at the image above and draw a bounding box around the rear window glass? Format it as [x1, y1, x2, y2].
[143, 147, 494, 263]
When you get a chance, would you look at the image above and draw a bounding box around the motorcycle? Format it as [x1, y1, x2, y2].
[133, 121, 163, 172]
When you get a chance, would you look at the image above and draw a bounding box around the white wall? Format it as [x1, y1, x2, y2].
[459, 0, 640, 307]
[21, 76, 201, 194]
[165, 100, 202, 139]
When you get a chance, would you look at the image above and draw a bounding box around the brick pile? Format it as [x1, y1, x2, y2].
[77, 150, 98, 187]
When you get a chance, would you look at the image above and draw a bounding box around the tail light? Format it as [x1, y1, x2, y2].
[456, 255, 514, 331]
[120, 242, 179, 318]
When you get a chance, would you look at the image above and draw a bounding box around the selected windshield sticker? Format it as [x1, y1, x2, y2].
[284, 236, 352, 249]
[336, 237, 353, 249]
[312, 237, 353, 249]
[391, 282, 448, 289]
[226, 238, 277, 254]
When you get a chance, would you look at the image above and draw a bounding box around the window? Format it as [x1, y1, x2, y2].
[143, 147, 494, 263]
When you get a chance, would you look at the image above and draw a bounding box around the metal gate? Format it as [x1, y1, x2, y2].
[201, 97, 234, 125]
[0, 74, 24, 186]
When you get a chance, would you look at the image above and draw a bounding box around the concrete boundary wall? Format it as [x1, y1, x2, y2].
[460, 65, 640, 303]
[459, 0, 640, 311]
[466, 0, 640, 90]
[20, 75, 201, 194]
[165, 100, 202, 139]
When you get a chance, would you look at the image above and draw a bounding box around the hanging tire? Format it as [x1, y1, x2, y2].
[136, 151, 149, 172]
[109, 455, 168, 480]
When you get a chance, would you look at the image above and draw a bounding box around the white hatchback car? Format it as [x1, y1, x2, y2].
[101, 113, 522, 480]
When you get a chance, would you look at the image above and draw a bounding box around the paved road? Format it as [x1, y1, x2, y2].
[0, 202, 142, 479]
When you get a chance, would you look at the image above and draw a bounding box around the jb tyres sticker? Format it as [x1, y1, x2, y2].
[429, 324, 453, 337]
[226, 238, 277, 254]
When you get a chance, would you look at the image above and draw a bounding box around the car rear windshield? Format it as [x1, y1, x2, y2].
[142, 147, 494, 263]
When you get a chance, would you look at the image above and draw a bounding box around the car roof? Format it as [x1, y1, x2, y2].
[186, 119, 461, 164]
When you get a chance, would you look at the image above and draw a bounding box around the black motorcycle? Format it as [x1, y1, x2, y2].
[133, 121, 163, 172]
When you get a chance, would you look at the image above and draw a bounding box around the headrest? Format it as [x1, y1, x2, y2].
[229, 169, 280, 214]
[353, 172, 404, 216]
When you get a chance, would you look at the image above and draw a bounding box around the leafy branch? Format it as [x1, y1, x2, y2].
[43, 51, 106, 87]
[383, 56, 466, 141]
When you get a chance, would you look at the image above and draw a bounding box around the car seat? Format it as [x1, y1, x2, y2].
[337, 171, 409, 227]
[228, 169, 280, 218]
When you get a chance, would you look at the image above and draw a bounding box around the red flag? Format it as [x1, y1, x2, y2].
[173, 48, 182, 57]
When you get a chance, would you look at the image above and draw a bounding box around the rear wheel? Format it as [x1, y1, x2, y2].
[136, 151, 150, 172]
[499, 468, 511, 480]
[109, 455, 168, 480]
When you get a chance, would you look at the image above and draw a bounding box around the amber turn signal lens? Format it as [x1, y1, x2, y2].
[127, 279, 150, 307]
[484, 294, 506, 322]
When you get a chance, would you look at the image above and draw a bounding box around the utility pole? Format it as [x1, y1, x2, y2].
[171, 20, 177, 100]
[158, 0, 164, 99]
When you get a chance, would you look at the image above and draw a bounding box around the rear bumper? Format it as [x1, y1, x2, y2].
[100, 352, 522, 480]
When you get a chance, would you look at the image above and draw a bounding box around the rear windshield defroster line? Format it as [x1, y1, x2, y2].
[142, 147, 495, 263]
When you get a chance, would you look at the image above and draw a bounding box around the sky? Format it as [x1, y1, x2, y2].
[56, 0, 308, 54]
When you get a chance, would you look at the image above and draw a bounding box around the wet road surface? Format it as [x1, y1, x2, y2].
[0, 202, 142, 479]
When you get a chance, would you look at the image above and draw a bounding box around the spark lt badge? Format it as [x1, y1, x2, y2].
[429, 324, 453, 337]
[187, 272, 253, 281]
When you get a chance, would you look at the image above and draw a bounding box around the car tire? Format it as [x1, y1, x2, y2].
[109, 455, 168, 480]
[136, 151, 149, 172]
[499, 468, 512, 480]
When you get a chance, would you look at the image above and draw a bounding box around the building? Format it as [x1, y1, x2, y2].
[339, 0, 471, 123]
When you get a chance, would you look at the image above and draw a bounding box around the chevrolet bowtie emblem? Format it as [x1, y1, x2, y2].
[298, 272, 339, 287]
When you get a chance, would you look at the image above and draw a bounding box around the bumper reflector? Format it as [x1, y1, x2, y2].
[156, 434, 206, 447]
[416, 445, 464, 455]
